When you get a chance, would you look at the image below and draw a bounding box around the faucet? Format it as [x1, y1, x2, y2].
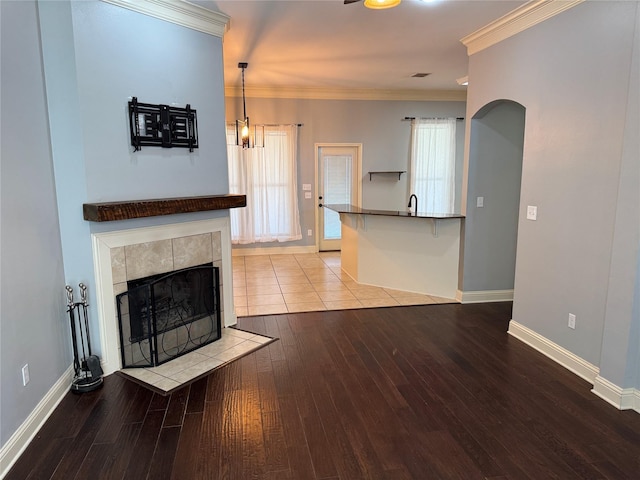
[408, 194, 418, 215]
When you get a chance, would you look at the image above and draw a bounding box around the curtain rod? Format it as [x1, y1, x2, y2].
[226, 122, 303, 127]
[402, 117, 464, 121]
[261, 123, 304, 127]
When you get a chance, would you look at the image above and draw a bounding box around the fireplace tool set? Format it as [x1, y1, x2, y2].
[66, 283, 103, 393]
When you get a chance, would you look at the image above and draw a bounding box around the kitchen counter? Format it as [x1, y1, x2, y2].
[324, 204, 464, 220]
[324, 204, 464, 298]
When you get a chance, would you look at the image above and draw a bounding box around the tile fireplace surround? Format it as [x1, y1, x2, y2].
[92, 217, 236, 376]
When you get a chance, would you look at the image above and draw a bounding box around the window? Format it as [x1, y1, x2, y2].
[226, 124, 302, 244]
[322, 154, 352, 239]
[409, 118, 457, 214]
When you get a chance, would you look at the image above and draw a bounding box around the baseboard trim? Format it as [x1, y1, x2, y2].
[592, 376, 640, 413]
[0, 365, 74, 477]
[507, 320, 599, 384]
[456, 289, 514, 303]
[232, 245, 318, 256]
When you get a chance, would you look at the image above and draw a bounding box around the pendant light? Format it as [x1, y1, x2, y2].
[236, 62, 251, 148]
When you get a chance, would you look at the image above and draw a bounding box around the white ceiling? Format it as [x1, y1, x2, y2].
[213, 0, 527, 93]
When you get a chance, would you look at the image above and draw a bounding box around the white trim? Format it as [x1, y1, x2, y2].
[507, 320, 599, 384]
[225, 85, 466, 102]
[92, 218, 236, 376]
[232, 245, 317, 257]
[100, 0, 230, 37]
[0, 365, 74, 478]
[461, 0, 585, 56]
[455, 289, 514, 303]
[592, 376, 640, 413]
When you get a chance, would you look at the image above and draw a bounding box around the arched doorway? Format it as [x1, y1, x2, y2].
[458, 100, 526, 303]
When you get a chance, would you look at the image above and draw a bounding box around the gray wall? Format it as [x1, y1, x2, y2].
[1, 0, 230, 451]
[465, 1, 639, 379]
[460, 100, 524, 292]
[70, 1, 229, 202]
[226, 97, 466, 248]
[1, 1, 70, 447]
[37, 0, 230, 356]
[598, 2, 640, 389]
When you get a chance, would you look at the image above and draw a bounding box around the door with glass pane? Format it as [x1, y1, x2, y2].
[317, 145, 361, 251]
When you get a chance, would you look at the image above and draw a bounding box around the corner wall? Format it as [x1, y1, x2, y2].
[1, 0, 231, 467]
[0, 0, 70, 451]
[465, 1, 639, 396]
[596, 1, 640, 393]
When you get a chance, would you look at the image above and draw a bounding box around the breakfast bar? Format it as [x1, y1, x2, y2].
[324, 204, 464, 299]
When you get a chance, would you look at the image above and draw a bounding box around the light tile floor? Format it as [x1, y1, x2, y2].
[119, 327, 274, 394]
[233, 251, 456, 316]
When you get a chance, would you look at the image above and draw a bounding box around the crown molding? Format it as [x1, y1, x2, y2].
[100, 0, 230, 37]
[225, 85, 466, 102]
[461, 0, 585, 56]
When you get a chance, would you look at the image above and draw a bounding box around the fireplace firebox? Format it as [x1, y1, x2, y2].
[116, 263, 221, 368]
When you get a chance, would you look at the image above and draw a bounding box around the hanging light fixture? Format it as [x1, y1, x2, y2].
[364, 0, 401, 9]
[236, 62, 251, 148]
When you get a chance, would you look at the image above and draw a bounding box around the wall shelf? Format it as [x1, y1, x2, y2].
[368, 171, 406, 181]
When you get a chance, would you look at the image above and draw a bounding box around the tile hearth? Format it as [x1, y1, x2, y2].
[118, 327, 274, 395]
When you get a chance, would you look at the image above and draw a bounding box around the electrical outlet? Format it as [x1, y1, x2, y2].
[307, 229, 313, 237]
[22, 364, 30, 386]
[568, 313, 576, 329]
[526, 205, 538, 220]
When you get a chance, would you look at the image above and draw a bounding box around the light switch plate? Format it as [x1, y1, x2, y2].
[302, 184, 311, 191]
[304, 192, 312, 199]
[476, 196, 484, 208]
[527, 205, 537, 220]
[22, 364, 29, 386]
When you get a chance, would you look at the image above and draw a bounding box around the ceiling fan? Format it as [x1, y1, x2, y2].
[345, 0, 402, 9]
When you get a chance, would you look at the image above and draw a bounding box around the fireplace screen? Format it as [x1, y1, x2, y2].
[116, 263, 221, 368]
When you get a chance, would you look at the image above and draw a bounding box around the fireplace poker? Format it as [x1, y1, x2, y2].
[77, 303, 88, 370]
[65, 286, 81, 375]
[77, 283, 103, 385]
[79, 283, 92, 354]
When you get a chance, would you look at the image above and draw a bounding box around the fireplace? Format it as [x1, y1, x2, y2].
[91, 217, 238, 376]
[116, 263, 221, 368]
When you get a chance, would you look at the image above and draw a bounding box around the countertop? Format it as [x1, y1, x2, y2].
[323, 204, 465, 220]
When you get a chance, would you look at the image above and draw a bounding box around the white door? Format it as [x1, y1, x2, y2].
[317, 145, 361, 251]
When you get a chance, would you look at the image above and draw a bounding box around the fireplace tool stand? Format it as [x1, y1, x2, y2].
[66, 283, 103, 393]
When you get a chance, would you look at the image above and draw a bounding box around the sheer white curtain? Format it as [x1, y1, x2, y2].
[409, 118, 456, 214]
[227, 124, 302, 244]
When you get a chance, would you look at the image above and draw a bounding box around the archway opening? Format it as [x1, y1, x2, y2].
[458, 100, 526, 303]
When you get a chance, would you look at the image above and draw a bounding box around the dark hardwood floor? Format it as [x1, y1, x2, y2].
[7, 303, 640, 479]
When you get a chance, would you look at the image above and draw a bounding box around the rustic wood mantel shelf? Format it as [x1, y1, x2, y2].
[83, 194, 246, 222]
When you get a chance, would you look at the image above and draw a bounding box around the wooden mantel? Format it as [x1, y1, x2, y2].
[83, 194, 246, 222]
